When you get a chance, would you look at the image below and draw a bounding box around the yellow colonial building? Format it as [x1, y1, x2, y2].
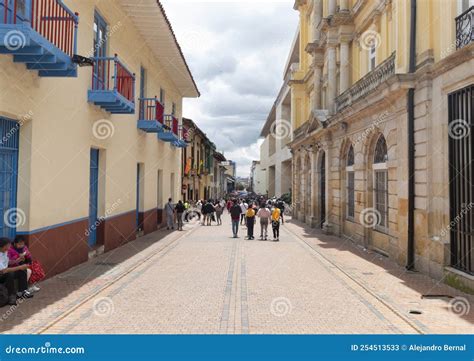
[290, 0, 474, 289]
[0, 0, 198, 276]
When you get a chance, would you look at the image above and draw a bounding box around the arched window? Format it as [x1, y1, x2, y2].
[373, 135, 388, 230]
[346, 145, 355, 219]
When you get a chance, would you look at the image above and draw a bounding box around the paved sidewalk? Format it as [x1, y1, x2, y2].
[0, 214, 472, 334]
[283, 219, 474, 334]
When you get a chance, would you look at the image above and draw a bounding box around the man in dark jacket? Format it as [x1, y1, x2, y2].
[229, 200, 242, 238]
[175, 201, 186, 231]
[203, 200, 215, 226]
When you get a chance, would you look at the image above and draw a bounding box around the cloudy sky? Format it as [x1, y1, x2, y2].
[161, 0, 299, 176]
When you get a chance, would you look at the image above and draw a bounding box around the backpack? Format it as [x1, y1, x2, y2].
[0, 284, 8, 307]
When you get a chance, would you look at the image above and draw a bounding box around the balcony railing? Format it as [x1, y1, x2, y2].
[88, 55, 135, 114]
[137, 97, 164, 133]
[0, 0, 79, 77]
[335, 52, 396, 112]
[158, 115, 179, 143]
[456, 6, 474, 49]
[174, 125, 188, 148]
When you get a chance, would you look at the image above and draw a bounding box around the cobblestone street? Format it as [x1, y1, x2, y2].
[1, 214, 472, 334]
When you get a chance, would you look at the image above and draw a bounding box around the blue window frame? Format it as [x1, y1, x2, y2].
[0, 118, 20, 239]
[93, 11, 108, 90]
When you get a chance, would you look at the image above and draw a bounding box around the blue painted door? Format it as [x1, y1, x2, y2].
[88, 149, 99, 247]
[139, 67, 146, 119]
[0, 118, 19, 239]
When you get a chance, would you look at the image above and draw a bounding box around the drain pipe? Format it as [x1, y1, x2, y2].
[406, 0, 417, 271]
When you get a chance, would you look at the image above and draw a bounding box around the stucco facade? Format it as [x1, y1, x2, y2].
[0, 0, 198, 277]
[290, 0, 474, 290]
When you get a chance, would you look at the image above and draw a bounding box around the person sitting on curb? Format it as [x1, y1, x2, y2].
[0, 238, 33, 306]
[8, 235, 40, 294]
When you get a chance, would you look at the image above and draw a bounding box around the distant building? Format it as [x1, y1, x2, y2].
[250, 161, 266, 195]
[182, 118, 223, 201]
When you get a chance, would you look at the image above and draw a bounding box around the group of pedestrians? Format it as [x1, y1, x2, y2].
[229, 198, 284, 241]
[164, 196, 286, 241]
[165, 198, 226, 230]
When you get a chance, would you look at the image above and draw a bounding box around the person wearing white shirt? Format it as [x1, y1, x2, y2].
[239, 201, 248, 225]
[0, 238, 32, 306]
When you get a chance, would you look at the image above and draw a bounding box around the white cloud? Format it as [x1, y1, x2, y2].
[161, 0, 298, 176]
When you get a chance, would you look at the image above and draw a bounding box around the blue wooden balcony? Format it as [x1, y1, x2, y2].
[0, 0, 79, 77]
[137, 97, 164, 133]
[158, 115, 180, 143]
[172, 126, 189, 148]
[88, 55, 136, 114]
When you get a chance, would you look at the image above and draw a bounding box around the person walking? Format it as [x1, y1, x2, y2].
[277, 199, 286, 224]
[230, 200, 242, 238]
[215, 202, 223, 225]
[175, 200, 186, 231]
[245, 206, 256, 240]
[240, 200, 248, 225]
[204, 200, 215, 226]
[226, 199, 233, 213]
[256, 203, 271, 240]
[271, 205, 281, 241]
[165, 198, 175, 230]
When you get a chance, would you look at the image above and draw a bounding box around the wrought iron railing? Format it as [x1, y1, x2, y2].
[456, 6, 474, 49]
[92, 55, 135, 103]
[1, 0, 79, 57]
[336, 52, 396, 112]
